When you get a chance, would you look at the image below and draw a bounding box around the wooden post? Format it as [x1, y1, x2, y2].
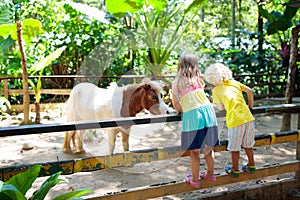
[297, 112, 300, 130]
[3, 79, 9, 99]
[296, 109, 300, 188]
[297, 130, 300, 185]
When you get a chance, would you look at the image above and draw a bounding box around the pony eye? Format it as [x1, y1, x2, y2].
[152, 95, 158, 100]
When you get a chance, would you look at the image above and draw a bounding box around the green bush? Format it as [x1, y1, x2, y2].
[0, 165, 93, 200]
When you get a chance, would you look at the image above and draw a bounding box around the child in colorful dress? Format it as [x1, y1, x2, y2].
[172, 52, 220, 188]
[204, 63, 256, 178]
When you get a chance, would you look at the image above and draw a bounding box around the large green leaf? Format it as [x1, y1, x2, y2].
[5, 165, 40, 195]
[29, 172, 64, 200]
[0, 23, 15, 37]
[52, 189, 94, 200]
[106, 0, 141, 15]
[259, 1, 299, 35]
[0, 35, 14, 51]
[184, 0, 208, 14]
[105, 0, 166, 16]
[0, 183, 26, 200]
[258, 5, 274, 22]
[29, 46, 67, 75]
[65, 1, 109, 24]
[21, 19, 43, 42]
[0, 18, 43, 46]
[283, 0, 299, 19]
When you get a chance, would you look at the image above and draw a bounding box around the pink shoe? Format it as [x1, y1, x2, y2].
[185, 174, 200, 188]
[200, 172, 216, 182]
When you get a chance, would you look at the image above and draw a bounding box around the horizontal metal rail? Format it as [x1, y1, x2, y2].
[0, 103, 299, 137]
[0, 130, 299, 181]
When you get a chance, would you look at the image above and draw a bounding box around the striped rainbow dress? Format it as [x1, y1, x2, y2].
[180, 85, 219, 150]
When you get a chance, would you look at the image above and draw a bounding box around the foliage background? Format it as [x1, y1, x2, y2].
[0, 0, 299, 104]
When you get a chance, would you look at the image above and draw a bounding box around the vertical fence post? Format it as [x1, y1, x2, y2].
[3, 79, 9, 99]
[297, 125, 300, 186]
[297, 113, 300, 130]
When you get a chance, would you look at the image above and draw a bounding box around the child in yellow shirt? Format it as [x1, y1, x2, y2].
[204, 63, 256, 177]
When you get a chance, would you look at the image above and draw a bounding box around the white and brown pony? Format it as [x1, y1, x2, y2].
[63, 79, 172, 154]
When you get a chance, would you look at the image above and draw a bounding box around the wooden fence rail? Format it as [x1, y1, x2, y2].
[0, 130, 299, 181]
[86, 161, 300, 200]
[0, 73, 293, 100]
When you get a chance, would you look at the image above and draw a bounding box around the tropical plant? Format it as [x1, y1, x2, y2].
[258, 0, 299, 70]
[63, 1, 132, 86]
[0, 164, 93, 200]
[28, 46, 67, 123]
[105, 0, 208, 76]
[259, 0, 300, 131]
[0, 15, 43, 124]
[0, 0, 13, 24]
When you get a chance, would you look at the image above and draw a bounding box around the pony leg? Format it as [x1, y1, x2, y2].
[107, 128, 118, 155]
[75, 130, 85, 154]
[121, 131, 129, 152]
[71, 132, 76, 149]
[63, 131, 74, 153]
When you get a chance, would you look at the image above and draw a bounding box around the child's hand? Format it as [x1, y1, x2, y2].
[249, 107, 253, 113]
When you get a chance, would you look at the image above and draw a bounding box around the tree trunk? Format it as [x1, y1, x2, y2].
[257, 0, 264, 69]
[280, 24, 300, 131]
[231, 0, 236, 49]
[17, 21, 30, 125]
[35, 102, 41, 124]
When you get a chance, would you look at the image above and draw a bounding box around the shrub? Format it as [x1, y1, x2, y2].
[0, 164, 93, 200]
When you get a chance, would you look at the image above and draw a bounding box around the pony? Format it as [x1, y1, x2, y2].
[63, 79, 172, 154]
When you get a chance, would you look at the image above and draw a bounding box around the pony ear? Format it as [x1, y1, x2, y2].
[142, 84, 151, 90]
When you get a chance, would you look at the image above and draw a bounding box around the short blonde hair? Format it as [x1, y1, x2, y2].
[204, 63, 233, 86]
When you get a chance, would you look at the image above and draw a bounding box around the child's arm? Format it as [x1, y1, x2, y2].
[171, 84, 183, 113]
[243, 86, 254, 109]
[215, 103, 224, 110]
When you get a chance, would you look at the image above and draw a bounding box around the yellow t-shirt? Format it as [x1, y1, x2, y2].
[212, 80, 254, 128]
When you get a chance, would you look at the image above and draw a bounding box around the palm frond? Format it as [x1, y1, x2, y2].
[0, 0, 14, 25]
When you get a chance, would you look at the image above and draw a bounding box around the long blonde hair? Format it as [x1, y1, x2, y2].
[175, 52, 204, 88]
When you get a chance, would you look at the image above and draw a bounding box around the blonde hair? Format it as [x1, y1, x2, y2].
[204, 63, 233, 86]
[175, 52, 204, 88]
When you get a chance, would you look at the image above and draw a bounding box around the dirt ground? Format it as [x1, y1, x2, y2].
[0, 98, 299, 200]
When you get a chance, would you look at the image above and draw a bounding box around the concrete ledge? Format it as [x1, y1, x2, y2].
[197, 176, 299, 200]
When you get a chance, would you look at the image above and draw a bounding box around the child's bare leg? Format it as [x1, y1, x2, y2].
[189, 149, 200, 182]
[245, 148, 255, 166]
[231, 151, 240, 172]
[203, 146, 214, 175]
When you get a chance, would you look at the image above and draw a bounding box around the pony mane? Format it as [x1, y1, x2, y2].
[141, 78, 163, 93]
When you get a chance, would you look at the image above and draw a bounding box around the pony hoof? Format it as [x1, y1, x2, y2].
[75, 149, 85, 154]
[63, 148, 73, 154]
